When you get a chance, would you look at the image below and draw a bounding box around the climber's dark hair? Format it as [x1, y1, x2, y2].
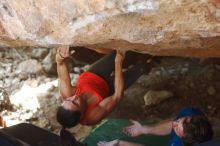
[56, 106, 81, 128]
[57, 106, 87, 146]
[182, 115, 213, 146]
[59, 127, 87, 146]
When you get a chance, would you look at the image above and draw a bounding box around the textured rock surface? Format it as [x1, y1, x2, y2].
[0, 0, 220, 57]
[143, 90, 173, 106]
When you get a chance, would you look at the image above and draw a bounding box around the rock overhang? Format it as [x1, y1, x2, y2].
[0, 0, 220, 57]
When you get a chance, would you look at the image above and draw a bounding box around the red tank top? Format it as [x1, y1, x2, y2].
[75, 72, 109, 115]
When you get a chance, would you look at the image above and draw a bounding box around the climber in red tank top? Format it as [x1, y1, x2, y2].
[75, 72, 109, 119]
[56, 45, 152, 128]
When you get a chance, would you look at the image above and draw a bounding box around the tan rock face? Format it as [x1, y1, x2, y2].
[0, 0, 220, 57]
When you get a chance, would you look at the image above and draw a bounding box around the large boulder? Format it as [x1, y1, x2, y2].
[0, 0, 220, 57]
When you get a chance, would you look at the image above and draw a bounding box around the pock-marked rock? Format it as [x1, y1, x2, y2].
[42, 49, 57, 75]
[17, 59, 43, 75]
[144, 90, 173, 106]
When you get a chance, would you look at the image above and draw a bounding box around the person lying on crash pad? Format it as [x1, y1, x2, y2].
[97, 107, 213, 146]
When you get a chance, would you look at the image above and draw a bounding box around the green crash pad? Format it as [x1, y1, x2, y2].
[82, 119, 170, 146]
